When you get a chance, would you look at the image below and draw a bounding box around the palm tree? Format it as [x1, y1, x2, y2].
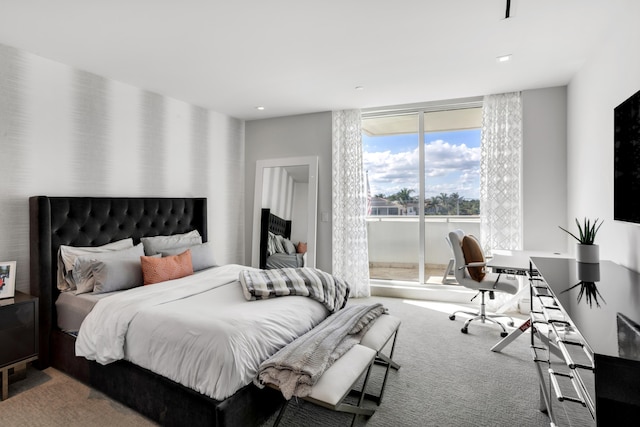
[438, 193, 450, 214]
[429, 195, 441, 214]
[449, 192, 463, 215]
[389, 188, 415, 213]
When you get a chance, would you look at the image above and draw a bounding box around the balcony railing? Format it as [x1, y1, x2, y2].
[367, 215, 480, 283]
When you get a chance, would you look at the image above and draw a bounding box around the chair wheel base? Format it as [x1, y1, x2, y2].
[500, 331, 508, 338]
[461, 327, 468, 334]
[449, 315, 455, 321]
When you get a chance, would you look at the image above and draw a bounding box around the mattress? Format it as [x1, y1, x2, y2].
[55, 290, 118, 333]
[75, 264, 329, 400]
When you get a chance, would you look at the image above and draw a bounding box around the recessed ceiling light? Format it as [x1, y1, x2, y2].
[255, 106, 265, 111]
[355, 86, 364, 91]
[496, 54, 512, 63]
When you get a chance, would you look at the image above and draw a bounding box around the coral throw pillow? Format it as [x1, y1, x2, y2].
[461, 235, 486, 282]
[141, 249, 194, 286]
[297, 242, 308, 254]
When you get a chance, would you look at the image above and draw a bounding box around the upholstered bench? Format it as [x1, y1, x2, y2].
[272, 344, 377, 427]
[359, 314, 401, 404]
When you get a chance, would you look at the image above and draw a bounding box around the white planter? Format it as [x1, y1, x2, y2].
[576, 244, 599, 264]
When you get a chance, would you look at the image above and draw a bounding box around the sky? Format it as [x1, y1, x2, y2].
[363, 129, 481, 200]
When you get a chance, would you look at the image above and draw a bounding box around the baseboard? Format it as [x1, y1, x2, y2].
[370, 281, 476, 304]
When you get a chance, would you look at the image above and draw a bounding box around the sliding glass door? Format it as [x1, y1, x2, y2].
[363, 102, 482, 284]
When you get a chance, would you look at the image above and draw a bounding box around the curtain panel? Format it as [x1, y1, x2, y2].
[480, 92, 523, 254]
[331, 110, 370, 297]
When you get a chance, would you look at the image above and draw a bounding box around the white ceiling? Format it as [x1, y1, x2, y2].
[0, 0, 628, 120]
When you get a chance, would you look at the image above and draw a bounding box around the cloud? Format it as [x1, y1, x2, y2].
[364, 140, 480, 198]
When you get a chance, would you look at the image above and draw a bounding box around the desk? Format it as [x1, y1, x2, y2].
[530, 257, 640, 425]
[487, 250, 569, 353]
[488, 249, 569, 274]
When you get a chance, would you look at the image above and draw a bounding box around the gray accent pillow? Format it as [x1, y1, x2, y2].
[281, 238, 296, 255]
[140, 230, 202, 255]
[91, 258, 145, 294]
[161, 242, 217, 272]
[72, 243, 145, 295]
[57, 238, 134, 291]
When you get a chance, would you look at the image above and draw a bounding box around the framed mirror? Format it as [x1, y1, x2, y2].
[251, 156, 319, 269]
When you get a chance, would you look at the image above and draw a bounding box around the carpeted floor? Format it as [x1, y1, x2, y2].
[0, 296, 549, 427]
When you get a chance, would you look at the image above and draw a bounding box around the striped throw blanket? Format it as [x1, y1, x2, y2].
[239, 268, 350, 313]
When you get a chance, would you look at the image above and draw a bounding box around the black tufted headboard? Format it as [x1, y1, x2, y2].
[29, 196, 207, 367]
[258, 208, 292, 269]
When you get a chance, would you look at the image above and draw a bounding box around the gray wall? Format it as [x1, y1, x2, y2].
[245, 112, 332, 271]
[522, 86, 567, 252]
[0, 43, 246, 293]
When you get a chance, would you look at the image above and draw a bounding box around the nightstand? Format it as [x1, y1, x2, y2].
[0, 291, 39, 400]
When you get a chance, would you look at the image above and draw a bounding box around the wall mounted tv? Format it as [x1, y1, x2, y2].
[614, 89, 640, 224]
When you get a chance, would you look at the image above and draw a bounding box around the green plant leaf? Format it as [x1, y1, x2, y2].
[560, 217, 603, 244]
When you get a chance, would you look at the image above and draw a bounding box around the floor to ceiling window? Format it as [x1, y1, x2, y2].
[363, 101, 483, 284]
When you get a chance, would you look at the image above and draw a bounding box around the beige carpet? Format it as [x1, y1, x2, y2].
[0, 367, 155, 427]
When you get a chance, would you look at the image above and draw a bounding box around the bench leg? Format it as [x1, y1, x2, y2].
[348, 360, 376, 427]
[373, 329, 401, 405]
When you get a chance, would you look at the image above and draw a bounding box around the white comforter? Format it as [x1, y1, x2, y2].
[75, 264, 329, 400]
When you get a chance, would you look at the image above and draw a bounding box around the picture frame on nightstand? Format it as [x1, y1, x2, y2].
[0, 261, 16, 300]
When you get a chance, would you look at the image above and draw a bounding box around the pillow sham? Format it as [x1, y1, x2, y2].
[141, 249, 194, 285]
[281, 237, 296, 255]
[140, 230, 202, 255]
[72, 243, 145, 295]
[91, 258, 145, 294]
[274, 234, 288, 254]
[267, 232, 278, 256]
[57, 238, 134, 291]
[161, 242, 217, 272]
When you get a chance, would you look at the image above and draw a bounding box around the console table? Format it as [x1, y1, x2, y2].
[530, 257, 640, 426]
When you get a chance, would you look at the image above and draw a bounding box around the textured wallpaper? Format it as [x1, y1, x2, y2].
[0, 43, 245, 293]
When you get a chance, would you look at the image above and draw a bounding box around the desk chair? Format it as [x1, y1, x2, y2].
[447, 229, 518, 337]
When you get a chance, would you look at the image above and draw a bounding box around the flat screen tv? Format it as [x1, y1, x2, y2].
[614, 89, 640, 224]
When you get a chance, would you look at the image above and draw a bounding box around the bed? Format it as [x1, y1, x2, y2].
[259, 208, 305, 270]
[29, 196, 321, 426]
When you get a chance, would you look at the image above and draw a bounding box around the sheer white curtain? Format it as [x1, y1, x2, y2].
[480, 92, 523, 255]
[332, 110, 370, 297]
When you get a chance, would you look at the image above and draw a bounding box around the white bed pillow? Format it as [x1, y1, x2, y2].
[161, 242, 217, 272]
[267, 232, 278, 256]
[267, 232, 288, 256]
[140, 230, 202, 255]
[72, 243, 145, 295]
[57, 238, 134, 291]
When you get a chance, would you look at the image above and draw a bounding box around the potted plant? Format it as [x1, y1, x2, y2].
[559, 218, 603, 263]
